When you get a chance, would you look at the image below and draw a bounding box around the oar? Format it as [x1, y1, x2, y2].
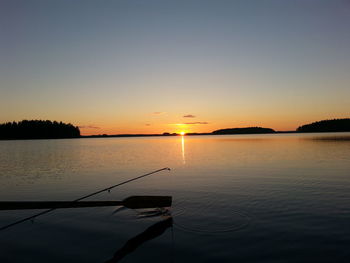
[0, 167, 171, 231]
[0, 196, 172, 210]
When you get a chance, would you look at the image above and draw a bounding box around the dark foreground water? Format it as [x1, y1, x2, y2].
[0, 133, 349, 262]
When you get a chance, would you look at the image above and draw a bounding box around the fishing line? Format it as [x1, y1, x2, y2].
[0, 167, 171, 231]
[170, 219, 175, 263]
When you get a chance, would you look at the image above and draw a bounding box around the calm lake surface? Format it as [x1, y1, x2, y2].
[0, 133, 350, 262]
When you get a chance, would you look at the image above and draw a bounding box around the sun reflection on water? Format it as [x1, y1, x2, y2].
[181, 135, 185, 164]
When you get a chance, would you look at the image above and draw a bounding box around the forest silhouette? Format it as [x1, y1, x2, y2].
[212, 127, 275, 135]
[297, 118, 350, 132]
[0, 120, 80, 139]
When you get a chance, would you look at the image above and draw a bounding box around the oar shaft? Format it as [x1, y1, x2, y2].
[0, 201, 123, 210]
[0, 196, 172, 210]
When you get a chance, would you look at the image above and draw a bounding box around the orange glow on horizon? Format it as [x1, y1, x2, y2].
[71, 113, 350, 136]
[77, 122, 301, 136]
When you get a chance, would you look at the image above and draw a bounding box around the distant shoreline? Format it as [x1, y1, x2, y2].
[81, 130, 350, 138]
[1, 118, 349, 141]
[2, 130, 350, 141]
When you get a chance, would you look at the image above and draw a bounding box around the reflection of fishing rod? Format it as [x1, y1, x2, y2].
[0, 167, 171, 231]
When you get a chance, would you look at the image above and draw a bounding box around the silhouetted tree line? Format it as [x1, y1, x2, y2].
[297, 118, 350, 132]
[0, 120, 80, 139]
[212, 127, 275, 135]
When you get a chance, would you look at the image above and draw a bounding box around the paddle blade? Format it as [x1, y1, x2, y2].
[122, 196, 172, 209]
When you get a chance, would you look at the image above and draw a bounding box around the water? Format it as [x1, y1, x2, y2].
[0, 133, 349, 262]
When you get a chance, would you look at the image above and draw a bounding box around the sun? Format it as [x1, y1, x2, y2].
[180, 131, 186, 136]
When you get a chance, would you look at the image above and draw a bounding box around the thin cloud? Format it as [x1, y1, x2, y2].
[78, 125, 100, 129]
[169, 122, 209, 125]
[152, 112, 166, 115]
[183, 114, 196, 118]
[184, 122, 209, 125]
[145, 123, 151, 126]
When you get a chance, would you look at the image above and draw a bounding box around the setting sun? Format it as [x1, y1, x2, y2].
[180, 131, 186, 136]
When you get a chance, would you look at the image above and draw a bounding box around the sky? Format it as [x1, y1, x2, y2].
[1, 0, 349, 135]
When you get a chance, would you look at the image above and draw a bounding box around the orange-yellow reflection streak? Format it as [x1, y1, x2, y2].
[181, 135, 185, 164]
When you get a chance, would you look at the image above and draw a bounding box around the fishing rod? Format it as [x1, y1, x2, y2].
[0, 167, 171, 231]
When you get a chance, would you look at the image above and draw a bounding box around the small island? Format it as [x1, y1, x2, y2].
[297, 118, 350, 133]
[212, 127, 275, 135]
[0, 120, 80, 140]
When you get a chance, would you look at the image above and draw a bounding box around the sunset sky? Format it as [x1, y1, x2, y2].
[1, 0, 349, 135]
